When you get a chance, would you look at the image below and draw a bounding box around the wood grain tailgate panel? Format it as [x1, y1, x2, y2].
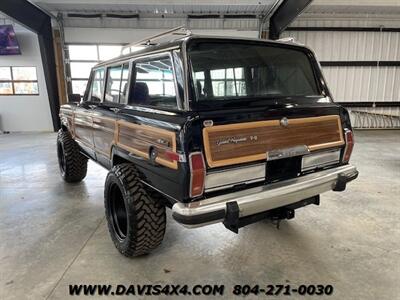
[203, 115, 344, 168]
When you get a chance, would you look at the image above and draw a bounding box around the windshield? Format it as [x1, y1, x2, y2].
[189, 41, 321, 103]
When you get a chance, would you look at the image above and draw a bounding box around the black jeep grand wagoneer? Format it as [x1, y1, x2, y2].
[58, 32, 358, 257]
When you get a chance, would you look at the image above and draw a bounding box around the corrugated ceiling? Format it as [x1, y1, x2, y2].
[31, 0, 278, 14]
[30, 0, 400, 15]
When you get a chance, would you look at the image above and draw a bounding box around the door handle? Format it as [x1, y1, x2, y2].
[110, 108, 121, 113]
[88, 105, 97, 109]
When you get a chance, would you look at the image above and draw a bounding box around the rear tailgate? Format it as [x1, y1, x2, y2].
[203, 114, 344, 168]
[197, 105, 347, 192]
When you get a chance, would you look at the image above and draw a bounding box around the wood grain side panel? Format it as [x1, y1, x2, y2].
[92, 116, 116, 158]
[116, 120, 178, 170]
[73, 112, 93, 147]
[203, 115, 344, 168]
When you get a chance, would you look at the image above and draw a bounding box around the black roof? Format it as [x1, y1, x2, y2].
[94, 35, 310, 68]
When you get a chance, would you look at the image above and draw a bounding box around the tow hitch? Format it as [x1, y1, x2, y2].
[223, 196, 320, 233]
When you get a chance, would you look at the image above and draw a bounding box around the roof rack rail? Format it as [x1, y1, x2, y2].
[277, 37, 304, 46]
[121, 26, 191, 55]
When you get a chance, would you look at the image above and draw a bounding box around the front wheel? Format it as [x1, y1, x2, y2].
[104, 163, 166, 257]
[57, 129, 87, 183]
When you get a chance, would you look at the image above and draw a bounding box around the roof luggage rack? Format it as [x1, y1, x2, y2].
[121, 26, 191, 55]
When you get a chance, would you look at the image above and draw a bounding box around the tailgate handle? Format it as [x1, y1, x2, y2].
[267, 145, 310, 161]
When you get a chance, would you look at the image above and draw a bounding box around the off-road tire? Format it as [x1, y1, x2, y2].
[104, 163, 166, 257]
[57, 129, 88, 183]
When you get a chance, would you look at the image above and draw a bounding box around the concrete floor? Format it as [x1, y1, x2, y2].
[0, 131, 399, 300]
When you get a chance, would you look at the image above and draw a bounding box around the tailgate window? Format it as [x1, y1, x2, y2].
[189, 42, 321, 102]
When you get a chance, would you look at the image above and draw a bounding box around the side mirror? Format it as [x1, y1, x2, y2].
[68, 93, 81, 103]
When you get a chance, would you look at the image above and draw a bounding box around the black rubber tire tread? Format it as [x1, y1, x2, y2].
[104, 163, 166, 257]
[57, 129, 88, 183]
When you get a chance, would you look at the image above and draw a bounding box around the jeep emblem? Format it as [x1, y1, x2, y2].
[203, 120, 213, 127]
[280, 117, 289, 127]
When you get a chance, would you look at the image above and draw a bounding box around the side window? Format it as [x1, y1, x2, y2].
[119, 64, 130, 104]
[104, 63, 129, 104]
[104, 65, 122, 103]
[129, 56, 177, 109]
[88, 68, 104, 102]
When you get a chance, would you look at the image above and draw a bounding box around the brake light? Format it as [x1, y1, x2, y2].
[342, 129, 354, 163]
[189, 152, 205, 198]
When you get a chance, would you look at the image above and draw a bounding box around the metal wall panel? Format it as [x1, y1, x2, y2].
[283, 31, 400, 61]
[292, 15, 400, 28]
[63, 16, 260, 30]
[283, 18, 400, 128]
[322, 66, 400, 102]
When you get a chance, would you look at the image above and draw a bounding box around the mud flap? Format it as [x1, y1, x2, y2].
[223, 202, 240, 233]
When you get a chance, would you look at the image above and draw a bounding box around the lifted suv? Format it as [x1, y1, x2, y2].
[58, 31, 358, 257]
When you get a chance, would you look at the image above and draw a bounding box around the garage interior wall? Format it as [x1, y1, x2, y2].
[0, 16, 53, 132]
[283, 15, 400, 128]
[1, 4, 399, 131]
[62, 13, 400, 128]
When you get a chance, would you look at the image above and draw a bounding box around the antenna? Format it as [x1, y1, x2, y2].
[121, 26, 191, 55]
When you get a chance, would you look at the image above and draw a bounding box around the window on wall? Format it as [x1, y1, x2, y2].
[68, 44, 123, 96]
[195, 68, 246, 99]
[0, 66, 39, 95]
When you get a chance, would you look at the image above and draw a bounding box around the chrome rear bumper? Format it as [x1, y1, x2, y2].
[172, 165, 358, 228]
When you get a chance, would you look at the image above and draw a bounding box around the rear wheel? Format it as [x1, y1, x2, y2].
[57, 129, 88, 182]
[104, 163, 166, 257]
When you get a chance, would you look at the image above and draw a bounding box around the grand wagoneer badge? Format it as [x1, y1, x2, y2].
[216, 135, 258, 146]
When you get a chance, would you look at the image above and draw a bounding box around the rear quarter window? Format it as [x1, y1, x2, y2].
[128, 55, 178, 110]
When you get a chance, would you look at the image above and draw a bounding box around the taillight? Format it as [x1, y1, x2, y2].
[189, 152, 205, 198]
[342, 129, 354, 163]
